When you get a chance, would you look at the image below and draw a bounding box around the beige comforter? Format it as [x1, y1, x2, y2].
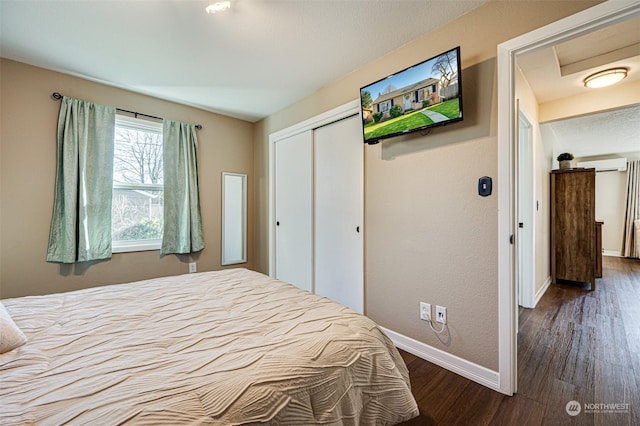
[1, 268, 418, 425]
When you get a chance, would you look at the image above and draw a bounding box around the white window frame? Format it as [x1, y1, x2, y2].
[112, 115, 164, 253]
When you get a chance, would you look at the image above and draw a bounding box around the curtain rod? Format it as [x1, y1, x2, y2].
[51, 92, 203, 130]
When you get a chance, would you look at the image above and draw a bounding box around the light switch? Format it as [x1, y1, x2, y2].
[478, 176, 492, 197]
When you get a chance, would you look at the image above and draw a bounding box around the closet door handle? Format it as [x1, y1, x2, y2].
[277, 221, 280, 226]
[356, 226, 360, 233]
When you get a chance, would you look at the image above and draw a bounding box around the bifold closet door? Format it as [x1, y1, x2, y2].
[314, 116, 364, 313]
[274, 131, 313, 292]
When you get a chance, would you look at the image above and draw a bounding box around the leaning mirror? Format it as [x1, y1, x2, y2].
[222, 172, 247, 265]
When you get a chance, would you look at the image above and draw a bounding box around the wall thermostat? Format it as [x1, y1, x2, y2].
[478, 176, 492, 197]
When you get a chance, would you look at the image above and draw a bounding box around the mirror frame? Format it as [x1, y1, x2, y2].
[221, 172, 247, 265]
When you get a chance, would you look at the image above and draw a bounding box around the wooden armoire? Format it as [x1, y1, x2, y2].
[550, 168, 597, 290]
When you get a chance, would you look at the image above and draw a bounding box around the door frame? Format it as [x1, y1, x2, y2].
[268, 99, 360, 277]
[497, 0, 640, 395]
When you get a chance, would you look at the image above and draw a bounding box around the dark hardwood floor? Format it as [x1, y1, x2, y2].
[398, 256, 640, 425]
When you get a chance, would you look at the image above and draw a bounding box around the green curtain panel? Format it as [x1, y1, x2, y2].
[46, 97, 116, 263]
[161, 119, 205, 255]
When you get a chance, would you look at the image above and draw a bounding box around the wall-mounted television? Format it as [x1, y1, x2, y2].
[359, 46, 463, 144]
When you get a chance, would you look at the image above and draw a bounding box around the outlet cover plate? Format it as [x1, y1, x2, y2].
[436, 305, 447, 324]
[420, 302, 431, 321]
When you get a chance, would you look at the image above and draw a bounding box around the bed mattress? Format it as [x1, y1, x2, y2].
[1, 268, 418, 425]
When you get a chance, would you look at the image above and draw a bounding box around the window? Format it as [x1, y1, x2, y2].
[378, 100, 392, 113]
[112, 115, 164, 253]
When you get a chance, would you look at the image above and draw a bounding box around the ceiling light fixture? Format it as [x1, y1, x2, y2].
[583, 67, 628, 88]
[206, 1, 230, 14]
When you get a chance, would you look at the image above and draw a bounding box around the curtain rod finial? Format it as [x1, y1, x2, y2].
[51, 92, 63, 100]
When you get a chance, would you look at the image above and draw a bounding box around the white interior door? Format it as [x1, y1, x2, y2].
[517, 111, 535, 308]
[314, 116, 364, 313]
[274, 131, 313, 292]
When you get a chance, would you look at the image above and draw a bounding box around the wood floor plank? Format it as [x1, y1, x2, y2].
[541, 378, 593, 426]
[550, 322, 596, 390]
[593, 359, 639, 426]
[437, 381, 504, 426]
[411, 369, 473, 422]
[398, 256, 639, 425]
[491, 393, 545, 426]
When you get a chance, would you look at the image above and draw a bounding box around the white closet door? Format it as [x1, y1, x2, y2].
[274, 131, 313, 292]
[314, 116, 364, 313]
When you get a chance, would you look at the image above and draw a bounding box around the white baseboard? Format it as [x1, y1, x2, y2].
[533, 276, 552, 307]
[381, 327, 500, 392]
[603, 250, 622, 257]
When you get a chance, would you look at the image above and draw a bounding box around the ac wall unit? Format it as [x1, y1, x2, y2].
[577, 158, 627, 172]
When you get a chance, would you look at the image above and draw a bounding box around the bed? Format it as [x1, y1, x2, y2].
[0, 268, 418, 425]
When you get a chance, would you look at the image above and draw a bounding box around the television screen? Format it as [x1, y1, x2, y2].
[359, 46, 463, 144]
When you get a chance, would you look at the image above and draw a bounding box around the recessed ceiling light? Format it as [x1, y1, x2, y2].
[583, 67, 628, 88]
[206, 1, 231, 14]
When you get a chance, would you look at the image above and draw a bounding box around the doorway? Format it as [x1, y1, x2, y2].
[497, 1, 640, 395]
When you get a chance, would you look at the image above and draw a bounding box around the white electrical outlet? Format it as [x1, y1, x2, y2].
[420, 302, 431, 322]
[189, 262, 197, 273]
[436, 305, 447, 324]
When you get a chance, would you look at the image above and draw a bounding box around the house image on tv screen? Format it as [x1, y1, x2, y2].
[373, 77, 443, 117]
[360, 48, 462, 143]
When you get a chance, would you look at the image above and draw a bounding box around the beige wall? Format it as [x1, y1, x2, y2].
[254, 1, 601, 371]
[0, 59, 254, 299]
[540, 80, 640, 123]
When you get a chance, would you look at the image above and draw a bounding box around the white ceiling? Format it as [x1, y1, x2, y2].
[0, 0, 486, 123]
[517, 16, 640, 159]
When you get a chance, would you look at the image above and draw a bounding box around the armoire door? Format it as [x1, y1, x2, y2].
[274, 130, 313, 292]
[314, 116, 364, 313]
[551, 168, 596, 288]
